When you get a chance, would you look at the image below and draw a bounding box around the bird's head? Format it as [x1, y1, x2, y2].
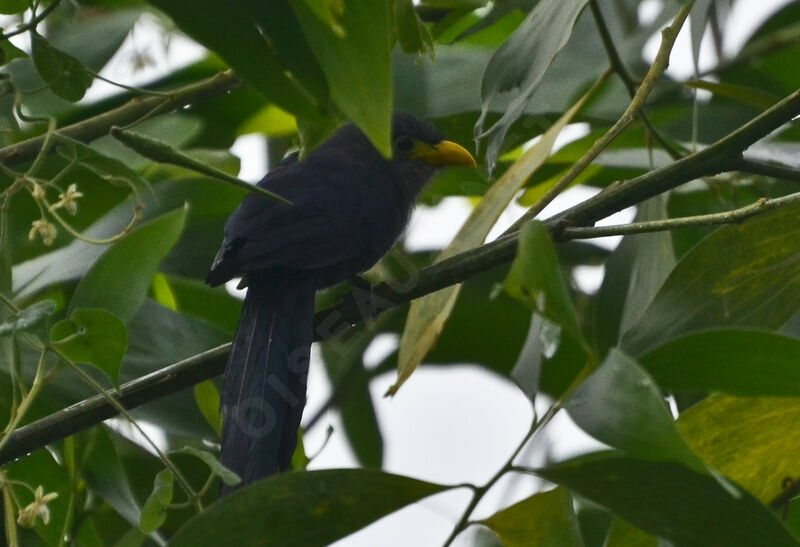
[387, 112, 477, 196]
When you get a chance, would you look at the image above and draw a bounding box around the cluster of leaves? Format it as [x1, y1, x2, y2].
[1, 0, 800, 545]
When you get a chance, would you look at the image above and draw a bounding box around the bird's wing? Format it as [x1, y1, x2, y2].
[212, 163, 390, 279]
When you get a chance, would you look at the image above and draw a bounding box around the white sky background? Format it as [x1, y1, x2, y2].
[6, 0, 791, 544]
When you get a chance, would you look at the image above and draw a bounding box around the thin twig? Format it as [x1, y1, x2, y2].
[512, 0, 696, 229]
[560, 193, 800, 239]
[589, 0, 683, 160]
[441, 364, 595, 546]
[0, 0, 64, 40]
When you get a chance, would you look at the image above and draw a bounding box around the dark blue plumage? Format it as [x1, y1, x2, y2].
[206, 113, 472, 493]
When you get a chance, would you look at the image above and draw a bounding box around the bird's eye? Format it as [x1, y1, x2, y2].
[395, 136, 415, 152]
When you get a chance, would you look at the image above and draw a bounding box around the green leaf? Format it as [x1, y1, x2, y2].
[69, 206, 188, 322]
[621, 202, 800, 355]
[292, 0, 394, 156]
[169, 469, 449, 546]
[616, 196, 675, 336]
[684, 79, 779, 110]
[238, 104, 298, 137]
[605, 518, 657, 547]
[481, 487, 582, 547]
[538, 453, 798, 547]
[150, 272, 177, 311]
[146, 0, 325, 122]
[0, 39, 27, 64]
[193, 379, 222, 436]
[109, 128, 291, 205]
[390, 84, 595, 394]
[139, 468, 173, 534]
[476, 0, 591, 167]
[176, 446, 240, 486]
[50, 308, 128, 385]
[508, 313, 556, 402]
[294, 0, 345, 35]
[592, 196, 674, 357]
[0, 299, 55, 337]
[122, 299, 230, 438]
[55, 135, 150, 196]
[5, 449, 71, 546]
[395, 0, 434, 57]
[424, 0, 488, 8]
[47, 8, 141, 73]
[678, 395, 800, 503]
[83, 427, 143, 526]
[0, 0, 28, 15]
[504, 220, 583, 342]
[30, 31, 94, 102]
[166, 275, 242, 335]
[639, 329, 800, 396]
[92, 113, 203, 170]
[564, 349, 703, 471]
[239, 0, 330, 103]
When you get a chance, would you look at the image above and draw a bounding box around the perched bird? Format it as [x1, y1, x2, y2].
[206, 113, 476, 492]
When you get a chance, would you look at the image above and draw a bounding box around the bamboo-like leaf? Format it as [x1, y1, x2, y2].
[388, 83, 596, 395]
[476, 0, 590, 168]
[678, 395, 800, 503]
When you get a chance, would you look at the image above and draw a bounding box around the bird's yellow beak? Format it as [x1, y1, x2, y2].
[411, 140, 477, 168]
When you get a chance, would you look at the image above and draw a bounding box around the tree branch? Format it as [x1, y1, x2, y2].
[0, 71, 241, 167]
[736, 157, 800, 182]
[559, 191, 800, 239]
[558, 85, 800, 226]
[2, 78, 800, 466]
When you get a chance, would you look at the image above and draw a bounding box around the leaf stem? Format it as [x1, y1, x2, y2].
[0, 350, 47, 456]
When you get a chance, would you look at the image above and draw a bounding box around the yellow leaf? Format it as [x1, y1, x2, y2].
[678, 394, 800, 502]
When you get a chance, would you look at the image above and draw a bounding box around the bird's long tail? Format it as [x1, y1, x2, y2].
[220, 275, 314, 494]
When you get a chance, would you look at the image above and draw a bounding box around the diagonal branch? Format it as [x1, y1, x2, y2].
[2, 80, 800, 466]
[0, 71, 241, 167]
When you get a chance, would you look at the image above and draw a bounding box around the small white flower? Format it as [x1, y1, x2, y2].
[30, 183, 45, 201]
[52, 183, 83, 215]
[17, 486, 58, 528]
[28, 219, 57, 246]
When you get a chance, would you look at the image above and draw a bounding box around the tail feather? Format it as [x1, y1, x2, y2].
[220, 276, 314, 494]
